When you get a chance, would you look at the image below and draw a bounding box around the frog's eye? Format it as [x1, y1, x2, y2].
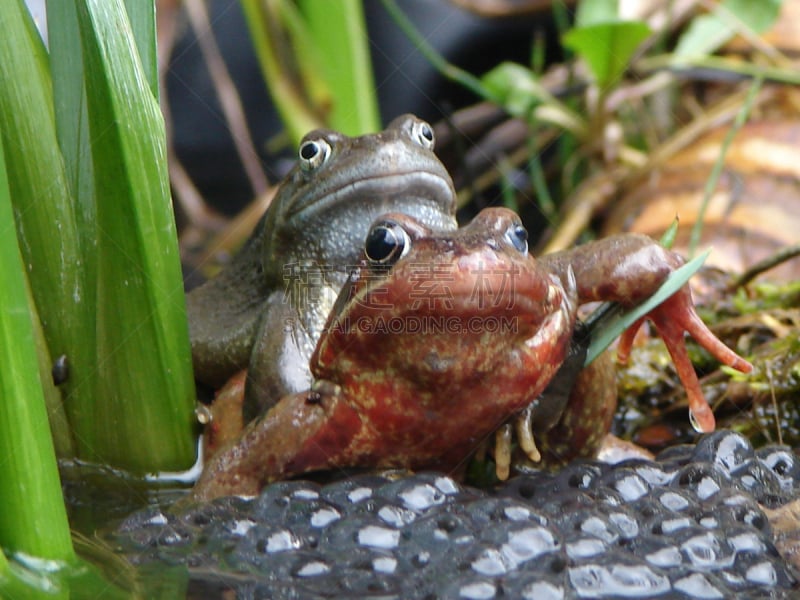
[298, 138, 331, 172]
[411, 120, 435, 150]
[365, 221, 411, 265]
[505, 223, 529, 255]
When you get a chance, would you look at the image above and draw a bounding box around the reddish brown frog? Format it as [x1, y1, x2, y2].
[192, 208, 751, 501]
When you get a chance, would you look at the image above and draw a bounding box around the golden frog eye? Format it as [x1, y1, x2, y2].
[505, 222, 529, 255]
[298, 138, 331, 172]
[365, 220, 411, 265]
[411, 119, 435, 150]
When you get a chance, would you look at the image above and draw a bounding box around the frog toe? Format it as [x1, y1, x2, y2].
[514, 403, 541, 463]
[494, 423, 513, 480]
[633, 287, 753, 433]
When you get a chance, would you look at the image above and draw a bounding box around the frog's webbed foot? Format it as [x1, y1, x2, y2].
[617, 285, 752, 432]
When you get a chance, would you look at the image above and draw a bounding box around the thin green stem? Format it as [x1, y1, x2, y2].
[527, 140, 556, 224]
[638, 54, 800, 86]
[380, 0, 494, 102]
[689, 74, 763, 256]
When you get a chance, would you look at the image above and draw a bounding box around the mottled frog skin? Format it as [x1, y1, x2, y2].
[186, 115, 457, 421]
[192, 208, 751, 501]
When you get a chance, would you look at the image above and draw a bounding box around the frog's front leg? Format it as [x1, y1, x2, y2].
[534, 350, 618, 466]
[495, 327, 614, 476]
[244, 292, 316, 422]
[540, 233, 752, 432]
[192, 385, 363, 502]
[187, 230, 270, 388]
[201, 293, 319, 463]
[203, 369, 247, 459]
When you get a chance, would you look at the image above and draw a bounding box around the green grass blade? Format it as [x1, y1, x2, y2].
[47, 0, 95, 220]
[122, 0, 158, 99]
[298, 0, 380, 134]
[240, 0, 323, 145]
[45, 0, 97, 458]
[75, 0, 196, 471]
[0, 126, 74, 562]
[0, 0, 89, 453]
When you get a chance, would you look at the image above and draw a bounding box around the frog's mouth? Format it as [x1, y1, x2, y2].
[316, 262, 578, 377]
[343, 258, 575, 334]
[288, 171, 456, 220]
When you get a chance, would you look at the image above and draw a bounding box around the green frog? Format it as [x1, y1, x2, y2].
[187, 115, 457, 421]
[191, 208, 752, 501]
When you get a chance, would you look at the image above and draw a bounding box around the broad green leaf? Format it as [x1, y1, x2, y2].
[562, 20, 651, 89]
[481, 62, 545, 118]
[47, 0, 96, 259]
[585, 250, 710, 366]
[723, 0, 782, 33]
[575, 0, 619, 27]
[675, 0, 782, 58]
[0, 119, 74, 562]
[75, 0, 196, 471]
[674, 14, 733, 58]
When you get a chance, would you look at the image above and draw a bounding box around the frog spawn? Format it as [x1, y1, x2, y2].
[114, 431, 799, 598]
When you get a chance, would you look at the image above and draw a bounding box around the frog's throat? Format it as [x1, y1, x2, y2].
[350, 262, 572, 326]
[287, 171, 456, 218]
